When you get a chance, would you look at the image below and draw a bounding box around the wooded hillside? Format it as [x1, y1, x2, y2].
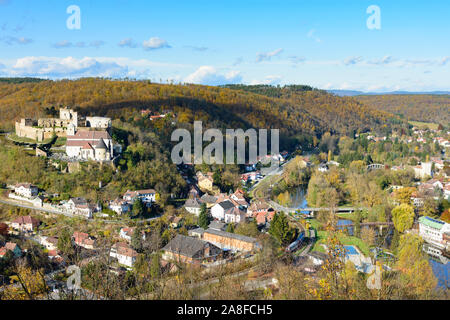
[0, 79, 396, 142]
[355, 94, 450, 125]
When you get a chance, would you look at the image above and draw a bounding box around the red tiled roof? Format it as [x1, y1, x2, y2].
[13, 215, 40, 227]
[67, 130, 111, 140]
[82, 142, 93, 150]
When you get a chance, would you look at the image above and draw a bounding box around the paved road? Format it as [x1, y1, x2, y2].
[0, 198, 159, 225]
[0, 198, 76, 218]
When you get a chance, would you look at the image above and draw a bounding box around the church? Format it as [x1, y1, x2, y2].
[65, 130, 114, 161]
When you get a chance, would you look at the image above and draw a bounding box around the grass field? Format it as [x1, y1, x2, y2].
[8, 133, 55, 145]
[408, 121, 439, 130]
[309, 218, 371, 256]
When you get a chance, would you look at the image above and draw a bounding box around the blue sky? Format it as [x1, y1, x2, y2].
[0, 0, 449, 91]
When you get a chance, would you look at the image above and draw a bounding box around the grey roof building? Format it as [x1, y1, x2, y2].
[162, 234, 221, 264]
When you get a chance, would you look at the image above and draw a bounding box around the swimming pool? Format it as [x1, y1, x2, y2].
[344, 245, 358, 255]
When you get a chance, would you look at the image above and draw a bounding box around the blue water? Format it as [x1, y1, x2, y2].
[289, 187, 307, 210]
[429, 259, 449, 290]
[344, 245, 358, 255]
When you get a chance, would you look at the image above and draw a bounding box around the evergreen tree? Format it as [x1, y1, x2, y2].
[132, 198, 145, 218]
[150, 253, 160, 279]
[131, 225, 144, 253]
[268, 212, 296, 246]
[198, 203, 209, 229]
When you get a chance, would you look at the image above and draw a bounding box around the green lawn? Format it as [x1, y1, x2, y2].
[408, 121, 439, 130]
[311, 229, 371, 257]
[8, 133, 55, 145]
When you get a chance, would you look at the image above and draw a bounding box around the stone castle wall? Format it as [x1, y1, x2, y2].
[15, 121, 68, 142]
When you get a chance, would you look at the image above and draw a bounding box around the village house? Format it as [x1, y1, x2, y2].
[431, 157, 445, 171]
[0, 242, 22, 259]
[247, 199, 271, 217]
[229, 189, 249, 208]
[123, 189, 157, 205]
[188, 227, 206, 239]
[109, 198, 131, 215]
[434, 137, 450, 148]
[47, 250, 65, 265]
[73, 232, 96, 250]
[241, 171, 262, 184]
[188, 186, 199, 199]
[199, 194, 218, 208]
[119, 227, 146, 242]
[445, 183, 450, 200]
[202, 228, 261, 253]
[254, 210, 276, 227]
[168, 216, 183, 228]
[418, 216, 450, 249]
[110, 242, 138, 268]
[63, 197, 95, 218]
[184, 197, 202, 216]
[211, 200, 236, 221]
[413, 162, 433, 179]
[196, 171, 214, 193]
[11, 216, 41, 232]
[14, 183, 38, 198]
[419, 179, 445, 198]
[224, 206, 246, 224]
[162, 234, 222, 265]
[39, 236, 58, 251]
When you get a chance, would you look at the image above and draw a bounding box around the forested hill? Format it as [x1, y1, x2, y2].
[0, 79, 396, 143]
[354, 94, 450, 125]
[221, 84, 320, 98]
[0, 77, 47, 84]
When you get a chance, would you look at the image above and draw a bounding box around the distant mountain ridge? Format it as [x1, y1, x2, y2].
[329, 89, 450, 96]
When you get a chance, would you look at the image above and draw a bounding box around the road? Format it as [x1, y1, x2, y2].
[0, 198, 76, 218]
[0, 197, 159, 225]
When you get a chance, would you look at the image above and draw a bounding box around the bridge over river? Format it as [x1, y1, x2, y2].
[268, 200, 367, 215]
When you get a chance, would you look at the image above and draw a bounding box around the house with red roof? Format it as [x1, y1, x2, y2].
[110, 242, 138, 268]
[11, 216, 41, 232]
[0, 242, 22, 258]
[73, 232, 96, 250]
[65, 130, 114, 161]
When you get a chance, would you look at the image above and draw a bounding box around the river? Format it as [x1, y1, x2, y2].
[285, 186, 448, 290]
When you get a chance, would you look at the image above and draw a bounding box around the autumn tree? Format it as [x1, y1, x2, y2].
[396, 233, 437, 298]
[391, 204, 415, 233]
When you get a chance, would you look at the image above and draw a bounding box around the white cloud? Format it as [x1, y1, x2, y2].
[2, 36, 32, 45]
[289, 56, 306, 64]
[249, 75, 282, 85]
[143, 37, 171, 50]
[307, 29, 321, 43]
[53, 40, 105, 49]
[185, 45, 208, 52]
[118, 38, 138, 48]
[256, 48, 283, 63]
[53, 40, 72, 48]
[184, 66, 242, 85]
[343, 56, 363, 66]
[368, 55, 395, 65]
[7, 56, 129, 78]
[439, 57, 450, 66]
